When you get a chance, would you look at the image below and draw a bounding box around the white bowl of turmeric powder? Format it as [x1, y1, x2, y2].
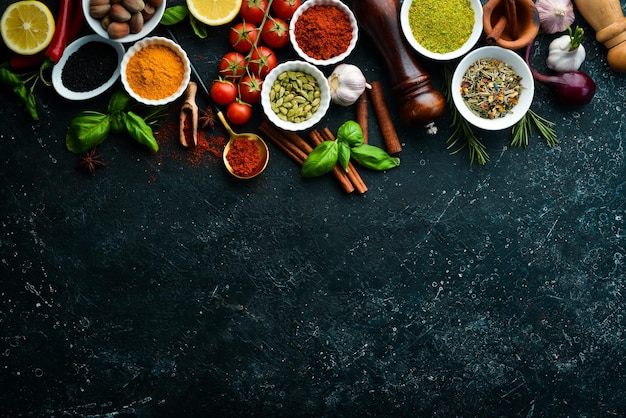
[400, 0, 483, 61]
[120, 36, 191, 106]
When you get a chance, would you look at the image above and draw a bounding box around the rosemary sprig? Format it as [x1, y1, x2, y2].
[442, 64, 490, 165]
[511, 109, 558, 148]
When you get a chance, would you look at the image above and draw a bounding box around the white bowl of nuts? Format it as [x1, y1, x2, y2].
[261, 60, 331, 132]
[83, 0, 166, 43]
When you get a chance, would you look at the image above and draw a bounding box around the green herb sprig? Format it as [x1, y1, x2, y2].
[0, 65, 40, 121]
[301, 121, 400, 177]
[66, 91, 168, 154]
[511, 109, 557, 148]
[442, 64, 489, 165]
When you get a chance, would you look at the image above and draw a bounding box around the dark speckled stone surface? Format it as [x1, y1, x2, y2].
[1, 0, 625, 416]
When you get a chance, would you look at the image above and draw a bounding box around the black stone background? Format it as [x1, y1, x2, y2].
[1, 0, 625, 416]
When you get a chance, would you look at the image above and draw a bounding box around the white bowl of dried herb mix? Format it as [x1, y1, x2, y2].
[400, 0, 483, 61]
[451, 46, 534, 131]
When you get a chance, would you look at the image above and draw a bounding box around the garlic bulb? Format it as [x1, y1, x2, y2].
[535, 0, 575, 34]
[328, 64, 370, 107]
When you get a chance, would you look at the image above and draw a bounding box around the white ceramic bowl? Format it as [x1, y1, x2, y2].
[451, 46, 534, 131]
[261, 60, 331, 132]
[82, 0, 166, 43]
[289, 0, 358, 66]
[120, 36, 191, 106]
[52, 34, 125, 101]
[400, 0, 483, 61]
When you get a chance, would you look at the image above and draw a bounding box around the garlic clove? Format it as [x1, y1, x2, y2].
[328, 63, 369, 107]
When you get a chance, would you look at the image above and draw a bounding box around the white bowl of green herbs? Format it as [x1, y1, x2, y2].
[451, 46, 534, 131]
[400, 0, 483, 61]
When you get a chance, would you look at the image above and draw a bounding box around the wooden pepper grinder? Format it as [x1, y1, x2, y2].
[573, 0, 626, 72]
[352, 0, 445, 127]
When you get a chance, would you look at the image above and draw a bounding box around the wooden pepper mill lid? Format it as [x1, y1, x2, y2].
[352, 0, 445, 127]
[573, 0, 626, 72]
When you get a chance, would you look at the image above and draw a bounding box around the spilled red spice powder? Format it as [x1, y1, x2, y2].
[226, 137, 262, 177]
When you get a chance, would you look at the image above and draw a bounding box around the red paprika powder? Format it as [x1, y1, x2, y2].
[294, 5, 353, 60]
[226, 137, 262, 177]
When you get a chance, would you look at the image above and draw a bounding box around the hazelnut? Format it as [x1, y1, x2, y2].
[129, 12, 144, 34]
[107, 21, 130, 39]
[89, 4, 111, 19]
[142, 3, 155, 20]
[122, 0, 145, 14]
[110, 3, 132, 22]
[146, 0, 163, 8]
[100, 14, 112, 31]
[90, 0, 111, 5]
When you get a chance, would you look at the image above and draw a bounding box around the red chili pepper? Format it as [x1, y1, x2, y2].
[44, 0, 74, 65]
[8, 53, 46, 72]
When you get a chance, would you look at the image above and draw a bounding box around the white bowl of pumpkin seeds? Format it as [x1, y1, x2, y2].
[261, 60, 331, 132]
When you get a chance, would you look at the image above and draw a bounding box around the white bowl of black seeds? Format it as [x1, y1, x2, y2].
[52, 34, 125, 101]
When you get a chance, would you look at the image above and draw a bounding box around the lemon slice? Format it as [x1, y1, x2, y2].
[1, 0, 55, 55]
[187, 0, 242, 26]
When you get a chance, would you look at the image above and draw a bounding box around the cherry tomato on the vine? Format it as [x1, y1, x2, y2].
[271, 0, 301, 20]
[229, 22, 259, 53]
[261, 17, 289, 49]
[226, 100, 253, 125]
[219, 51, 247, 81]
[210, 79, 238, 106]
[249, 46, 277, 79]
[239, 0, 269, 25]
[238, 74, 263, 104]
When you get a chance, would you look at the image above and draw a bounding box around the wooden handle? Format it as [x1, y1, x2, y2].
[352, 0, 445, 126]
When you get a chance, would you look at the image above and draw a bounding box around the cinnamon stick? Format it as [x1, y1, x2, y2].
[259, 121, 307, 164]
[505, 0, 518, 40]
[368, 81, 402, 155]
[355, 92, 368, 144]
[309, 129, 355, 194]
[486, 15, 508, 45]
[320, 127, 368, 195]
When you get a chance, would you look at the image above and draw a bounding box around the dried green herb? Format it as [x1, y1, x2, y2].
[460, 58, 523, 119]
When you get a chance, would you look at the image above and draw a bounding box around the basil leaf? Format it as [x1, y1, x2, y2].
[108, 91, 131, 113]
[350, 144, 400, 171]
[338, 139, 351, 171]
[336, 120, 364, 147]
[124, 111, 158, 153]
[160, 5, 189, 25]
[1, 68, 38, 120]
[66, 111, 110, 154]
[301, 140, 338, 178]
[110, 111, 126, 134]
[190, 15, 208, 39]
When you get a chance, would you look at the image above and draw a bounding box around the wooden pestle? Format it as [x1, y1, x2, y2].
[573, 0, 626, 72]
[352, 0, 445, 127]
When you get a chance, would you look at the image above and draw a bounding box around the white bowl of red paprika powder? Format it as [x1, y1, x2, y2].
[120, 36, 191, 106]
[289, 0, 359, 66]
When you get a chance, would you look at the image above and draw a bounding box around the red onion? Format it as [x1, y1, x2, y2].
[525, 39, 596, 107]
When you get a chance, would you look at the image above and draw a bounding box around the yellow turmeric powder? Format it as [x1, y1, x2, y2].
[125, 44, 184, 100]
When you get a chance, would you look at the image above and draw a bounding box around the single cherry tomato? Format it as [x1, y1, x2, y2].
[229, 22, 259, 54]
[271, 0, 301, 20]
[210, 79, 238, 106]
[240, 0, 269, 25]
[226, 100, 253, 125]
[238, 74, 263, 104]
[249, 46, 277, 79]
[219, 51, 246, 81]
[261, 17, 289, 49]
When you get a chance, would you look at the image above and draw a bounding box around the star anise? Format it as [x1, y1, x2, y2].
[76, 148, 106, 176]
[199, 106, 216, 130]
